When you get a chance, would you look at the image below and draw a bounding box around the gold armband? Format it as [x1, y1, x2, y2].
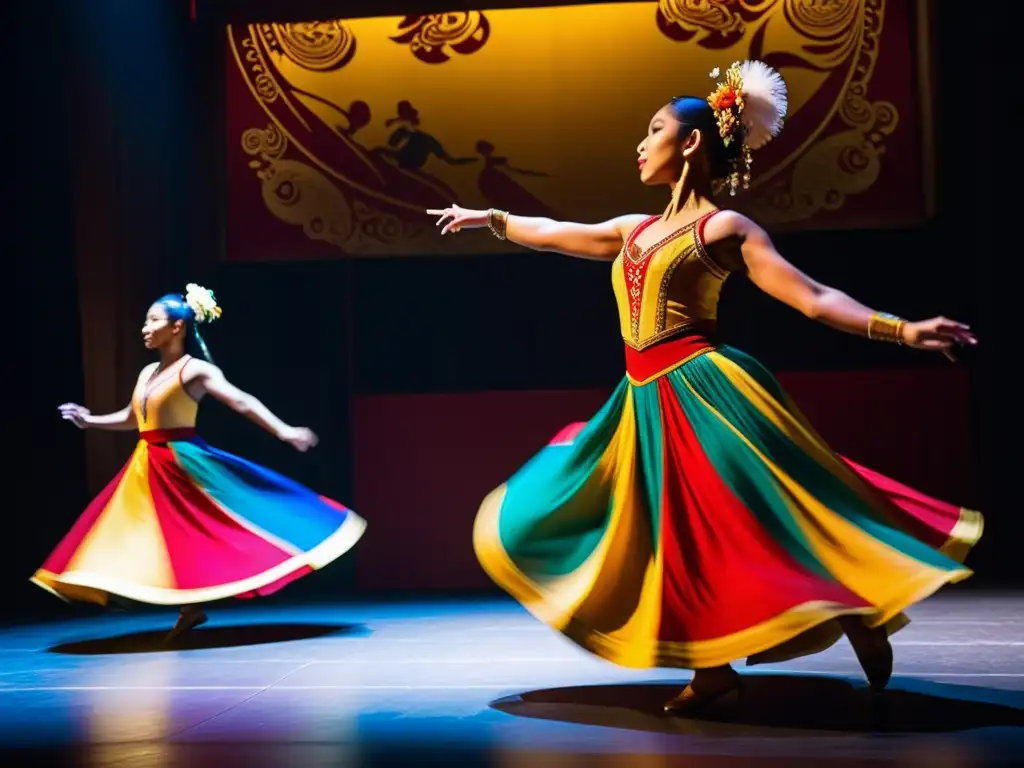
[487, 208, 509, 240]
[867, 312, 906, 344]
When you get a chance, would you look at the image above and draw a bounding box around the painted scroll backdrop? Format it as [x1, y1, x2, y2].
[225, 1, 927, 260]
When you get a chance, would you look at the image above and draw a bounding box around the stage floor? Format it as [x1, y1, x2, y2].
[1, 593, 1021, 767]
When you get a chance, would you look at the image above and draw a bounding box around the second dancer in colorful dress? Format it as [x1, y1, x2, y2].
[38, 284, 366, 638]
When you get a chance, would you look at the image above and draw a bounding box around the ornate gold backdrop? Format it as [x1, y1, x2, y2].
[225, 0, 931, 260]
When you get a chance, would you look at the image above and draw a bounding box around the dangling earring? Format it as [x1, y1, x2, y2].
[663, 160, 689, 221]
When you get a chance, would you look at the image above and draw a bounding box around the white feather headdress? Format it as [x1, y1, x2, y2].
[707, 60, 788, 194]
[736, 60, 788, 149]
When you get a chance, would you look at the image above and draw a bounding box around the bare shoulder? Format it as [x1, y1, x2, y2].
[181, 358, 220, 383]
[705, 211, 774, 255]
[705, 209, 759, 238]
[613, 213, 655, 240]
[136, 362, 159, 383]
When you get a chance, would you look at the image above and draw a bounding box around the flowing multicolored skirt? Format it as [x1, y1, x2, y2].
[474, 335, 982, 670]
[33, 428, 366, 606]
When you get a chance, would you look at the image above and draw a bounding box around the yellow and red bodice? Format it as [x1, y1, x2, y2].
[610, 212, 733, 383]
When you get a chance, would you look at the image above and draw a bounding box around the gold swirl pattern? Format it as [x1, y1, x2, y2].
[260, 159, 355, 247]
[351, 201, 421, 247]
[241, 124, 287, 158]
[390, 13, 491, 64]
[650, 0, 901, 224]
[657, 0, 859, 71]
[747, 0, 899, 224]
[241, 37, 279, 103]
[240, 125, 426, 253]
[656, 0, 777, 48]
[265, 21, 357, 72]
[783, 0, 860, 68]
[242, 125, 354, 247]
[785, 0, 859, 37]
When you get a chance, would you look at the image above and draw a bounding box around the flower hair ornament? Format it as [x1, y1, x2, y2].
[184, 283, 222, 325]
[182, 283, 221, 363]
[707, 60, 788, 195]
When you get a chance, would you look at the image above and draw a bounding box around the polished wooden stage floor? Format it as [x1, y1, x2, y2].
[1, 593, 1021, 766]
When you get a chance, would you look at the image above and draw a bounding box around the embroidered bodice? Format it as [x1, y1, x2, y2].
[132, 356, 199, 431]
[611, 212, 732, 351]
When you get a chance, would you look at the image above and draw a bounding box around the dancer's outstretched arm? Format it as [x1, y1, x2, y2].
[427, 204, 649, 261]
[58, 402, 136, 431]
[183, 361, 319, 452]
[707, 210, 978, 358]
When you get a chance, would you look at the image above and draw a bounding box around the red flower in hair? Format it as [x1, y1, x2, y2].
[716, 89, 737, 110]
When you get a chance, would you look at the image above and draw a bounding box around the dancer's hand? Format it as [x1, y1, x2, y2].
[426, 204, 489, 235]
[280, 426, 319, 452]
[58, 403, 91, 429]
[903, 316, 977, 362]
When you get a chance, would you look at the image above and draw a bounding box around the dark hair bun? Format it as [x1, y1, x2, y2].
[668, 96, 744, 181]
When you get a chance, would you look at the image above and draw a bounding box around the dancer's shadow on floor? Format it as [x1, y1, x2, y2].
[48, 623, 368, 655]
[492, 676, 1024, 736]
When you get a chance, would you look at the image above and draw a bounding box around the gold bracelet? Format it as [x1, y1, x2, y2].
[487, 208, 509, 240]
[867, 312, 906, 344]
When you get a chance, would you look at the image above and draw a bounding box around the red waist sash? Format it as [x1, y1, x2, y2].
[139, 427, 198, 444]
[624, 326, 715, 385]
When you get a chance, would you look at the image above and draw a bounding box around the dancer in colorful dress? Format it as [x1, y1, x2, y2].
[428, 61, 981, 714]
[37, 284, 366, 639]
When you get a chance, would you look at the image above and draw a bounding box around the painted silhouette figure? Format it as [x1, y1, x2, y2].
[280, 90, 463, 208]
[476, 140, 555, 218]
[378, 101, 477, 171]
[290, 87, 373, 142]
[339, 100, 371, 137]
